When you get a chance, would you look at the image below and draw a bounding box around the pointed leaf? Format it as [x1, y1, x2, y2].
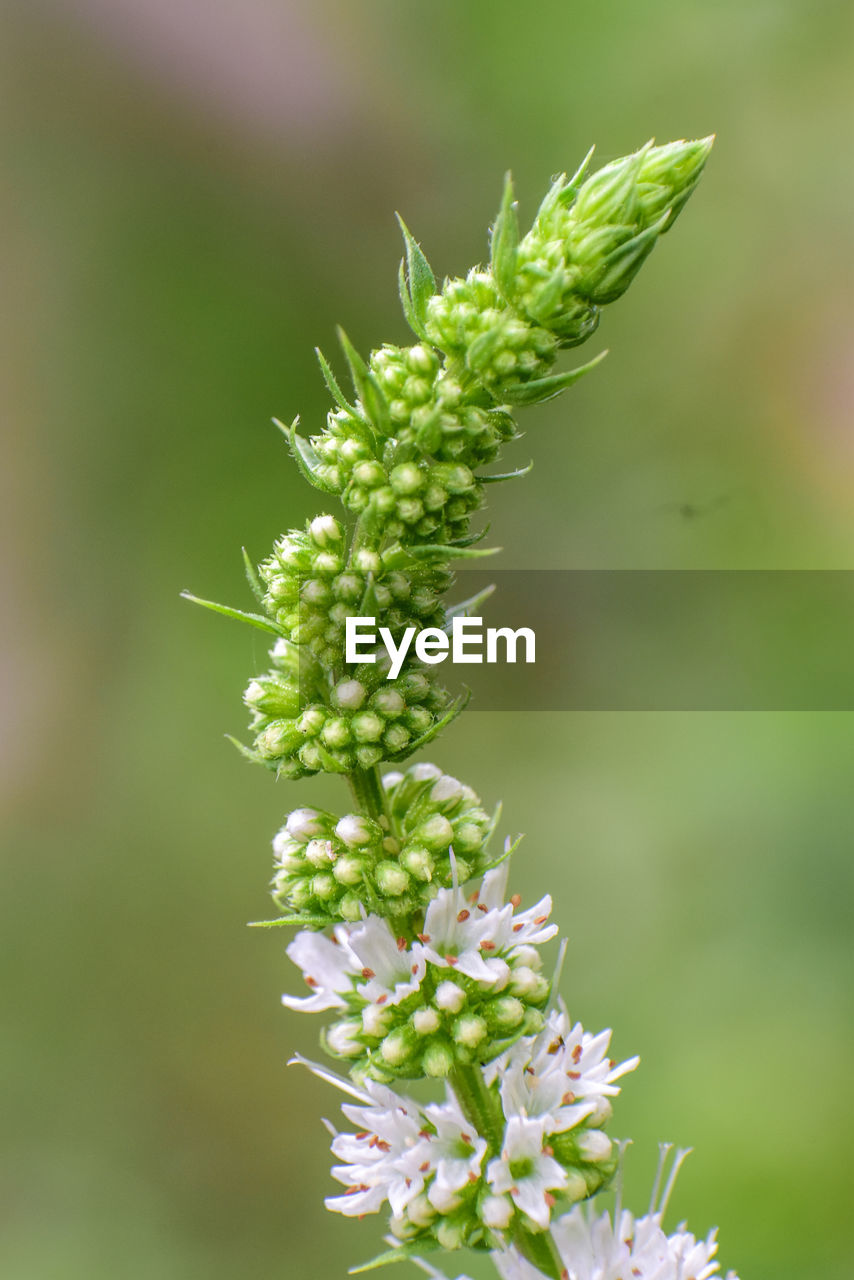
[247, 915, 331, 929]
[315, 347, 366, 423]
[337, 328, 390, 437]
[408, 542, 501, 562]
[396, 214, 436, 327]
[445, 583, 496, 624]
[499, 350, 608, 406]
[400, 690, 472, 757]
[181, 592, 283, 635]
[490, 171, 519, 301]
[225, 735, 268, 765]
[242, 547, 264, 603]
[275, 418, 340, 494]
[449, 523, 491, 548]
[478, 460, 533, 484]
[350, 1240, 440, 1275]
[398, 258, 428, 341]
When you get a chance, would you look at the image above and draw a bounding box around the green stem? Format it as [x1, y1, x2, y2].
[347, 765, 386, 823]
[448, 1063, 504, 1156]
[513, 1225, 566, 1280]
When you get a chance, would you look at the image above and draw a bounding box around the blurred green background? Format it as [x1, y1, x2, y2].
[2, 2, 852, 1277]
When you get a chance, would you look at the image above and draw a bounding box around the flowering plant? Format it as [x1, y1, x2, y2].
[186, 136, 741, 1280]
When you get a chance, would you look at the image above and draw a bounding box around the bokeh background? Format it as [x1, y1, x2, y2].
[2, 2, 853, 1277]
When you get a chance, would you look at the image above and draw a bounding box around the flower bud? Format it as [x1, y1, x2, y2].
[335, 814, 375, 846]
[380, 1026, 415, 1066]
[304, 838, 335, 867]
[376, 862, 410, 897]
[576, 1130, 613, 1163]
[362, 1004, 391, 1037]
[453, 1014, 487, 1048]
[308, 514, 343, 547]
[332, 854, 364, 886]
[412, 1008, 441, 1035]
[422, 1041, 455, 1077]
[489, 996, 524, 1029]
[435, 981, 466, 1013]
[285, 808, 323, 841]
[481, 1194, 514, 1230]
[401, 846, 434, 881]
[332, 679, 366, 711]
[325, 1020, 362, 1057]
[435, 1219, 466, 1250]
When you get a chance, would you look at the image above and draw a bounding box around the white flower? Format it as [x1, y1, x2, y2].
[328, 1085, 428, 1218]
[486, 1115, 568, 1229]
[490, 1146, 740, 1280]
[294, 1057, 488, 1227]
[419, 863, 559, 986]
[281, 926, 357, 1013]
[550, 1205, 731, 1280]
[348, 915, 427, 1006]
[422, 1098, 487, 1211]
[493, 1006, 639, 1134]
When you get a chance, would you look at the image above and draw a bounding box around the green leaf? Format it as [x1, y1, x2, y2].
[449, 523, 491, 548]
[247, 915, 330, 928]
[490, 171, 519, 301]
[408, 543, 501, 562]
[401, 690, 472, 756]
[275, 418, 340, 494]
[398, 257, 428, 342]
[180, 592, 283, 635]
[499, 349, 607, 406]
[445, 583, 496, 624]
[349, 1240, 440, 1274]
[396, 214, 436, 330]
[336, 328, 391, 437]
[241, 547, 264, 603]
[478, 460, 533, 484]
[315, 347, 367, 423]
[225, 735, 269, 765]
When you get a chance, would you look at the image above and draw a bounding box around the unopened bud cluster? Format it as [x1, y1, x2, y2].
[513, 137, 713, 338]
[241, 512, 457, 777]
[271, 764, 496, 924]
[247, 650, 455, 778]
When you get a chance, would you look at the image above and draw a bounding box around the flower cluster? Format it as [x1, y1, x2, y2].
[486, 1148, 740, 1280]
[283, 863, 558, 1081]
[190, 136, 735, 1280]
[271, 763, 498, 925]
[299, 999, 636, 1253]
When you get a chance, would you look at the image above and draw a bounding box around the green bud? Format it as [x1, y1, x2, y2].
[308, 514, 343, 547]
[422, 1041, 455, 1077]
[489, 996, 525, 1029]
[412, 1008, 441, 1035]
[372, 688, 405, 717]
[351, 711, 385, 743]
[333, 854, 364, 886]
[311, 872, 338, 900]
[376, 861, 410, 897]
[338, 892, 363, 922]
[417, 814, 454, 850]
[453, 1014, 487, 1048]
[401, 846, 434, 881]
[332, 679, 366, 711]
[390, 463, 424, 495]
[380, 1027, 416, 1066]
[321, 717, 351, 748]
[436, 1219, 466, 1250]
